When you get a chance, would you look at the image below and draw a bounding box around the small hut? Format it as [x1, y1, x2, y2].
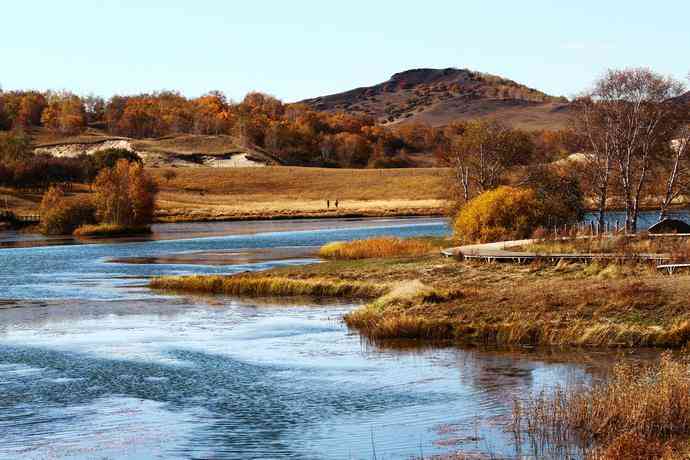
[648, 218, 690, 234]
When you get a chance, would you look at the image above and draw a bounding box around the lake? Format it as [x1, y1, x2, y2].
[0, 217, 662, 459]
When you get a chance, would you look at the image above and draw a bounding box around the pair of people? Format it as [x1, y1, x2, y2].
[326, 199, 339, 209]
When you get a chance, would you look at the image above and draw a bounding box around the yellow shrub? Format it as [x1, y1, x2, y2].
[454, 186, 538, 243]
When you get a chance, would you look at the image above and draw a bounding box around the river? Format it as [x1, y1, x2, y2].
[0, 217, 663, 459]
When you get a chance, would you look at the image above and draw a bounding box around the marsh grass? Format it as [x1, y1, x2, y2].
[318, 237, 443, 260]
[73, 223, 152, 237]
[511, 352, 690, 459]
[150, 274, 387, 298]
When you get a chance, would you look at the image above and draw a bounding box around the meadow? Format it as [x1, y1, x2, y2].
[0, 166, 453, 222]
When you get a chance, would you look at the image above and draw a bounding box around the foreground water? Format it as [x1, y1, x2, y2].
[0, 217, 660, 459]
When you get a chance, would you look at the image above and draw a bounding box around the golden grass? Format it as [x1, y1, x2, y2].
[149, 274, 387, 298]
[318, 237, 441, 260]
[1, 166, 453, 221]
[152, 166, 451, 201]
[522, 235, 690, 261]
[73, 224, 152, 237]
[511, 353, 690, 459]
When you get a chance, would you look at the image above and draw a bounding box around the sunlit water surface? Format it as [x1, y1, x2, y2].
[0, 217, 664, 459]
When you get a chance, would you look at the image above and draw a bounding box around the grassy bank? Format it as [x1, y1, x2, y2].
[318, 236, 445, 260]
[73, 224, 152, 238]
[150, 274, 388, 298]
[149, 237, 690, 348]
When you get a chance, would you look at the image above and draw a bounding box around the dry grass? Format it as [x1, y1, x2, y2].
[511, 352, 690, 459]
[522, 235, 690, 261]
[1, 166, 452, 222]
[150, 274, 387, 298]
[318, 237, 443, 260]
[73, 224, 152, 238]
[150, 166, 451, 221]
[151, 166, 452, 221]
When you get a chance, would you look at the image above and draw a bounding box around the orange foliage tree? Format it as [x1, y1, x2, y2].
[93, 160, 157, 226]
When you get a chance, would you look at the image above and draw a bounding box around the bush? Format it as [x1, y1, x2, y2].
[39, 187, 96, 235]
[454, 186, 539, 243]
[522, 166, 585, 228]
[90, 148, 141, 171]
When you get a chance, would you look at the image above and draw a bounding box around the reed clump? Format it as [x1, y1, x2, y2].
[511, 352, 690, 459]
[73, 223, 152, 237]
[318, 237, 439, 260]
[150, 274, 388, 298]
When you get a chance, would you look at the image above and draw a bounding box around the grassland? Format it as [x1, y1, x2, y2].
[150, 239, 690, 348]
[151, 166, 452, 221]
[0, 166, 452, 224]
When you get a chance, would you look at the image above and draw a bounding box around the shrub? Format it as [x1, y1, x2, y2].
[39, 187, 96, 235]
[93, 159, 157, 226]
[454, 186, 539, 243]
[90, 148, 141, 171]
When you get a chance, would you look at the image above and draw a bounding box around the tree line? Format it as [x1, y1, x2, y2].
[0, 88, 577, 168]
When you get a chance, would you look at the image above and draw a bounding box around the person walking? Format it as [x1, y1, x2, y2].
[327, 199, 330, 209]
[335, 199, 339, 209]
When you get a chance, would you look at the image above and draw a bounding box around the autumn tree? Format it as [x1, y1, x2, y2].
[41, 92, 86, 134]
[93, 160, 157, 226]
[447, 119, 534, 201]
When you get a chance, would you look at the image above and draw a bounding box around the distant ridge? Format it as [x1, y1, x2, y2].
[301, 68, 573, 130]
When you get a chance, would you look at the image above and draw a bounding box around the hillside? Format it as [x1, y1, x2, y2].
[31, 129, 279, 168]
[302, 68, 573, 130]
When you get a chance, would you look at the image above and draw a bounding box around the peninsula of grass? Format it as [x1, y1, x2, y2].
[73, 224, 152, 238]
[318, 236, 446, 260]
[150, 274, 388, 299]
[150, 236, 690, 348]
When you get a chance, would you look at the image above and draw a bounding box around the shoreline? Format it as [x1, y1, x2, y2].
[151, 238, 690, 349]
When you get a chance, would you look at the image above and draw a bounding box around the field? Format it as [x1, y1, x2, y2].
[0, 166, 453, 223]
[150, 166, 453, 221]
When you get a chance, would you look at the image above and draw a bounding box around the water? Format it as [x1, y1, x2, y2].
[0, 216, 658, 459]
[583, 210, 690, 229]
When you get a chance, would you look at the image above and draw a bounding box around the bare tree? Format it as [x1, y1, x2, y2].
[659, 124, 690, 219]
[447, 119, 534, 202]
[585, 68, 686, 233]
[573, 96, 614, 232]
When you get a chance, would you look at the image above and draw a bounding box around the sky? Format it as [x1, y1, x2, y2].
[1, 0, 688, 102]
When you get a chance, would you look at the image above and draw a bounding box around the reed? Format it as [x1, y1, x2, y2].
[150, 274, 387, 298]
[511, 352, 690, 459]
[73, 223, 152, 237]
[318, 237, 440, 260]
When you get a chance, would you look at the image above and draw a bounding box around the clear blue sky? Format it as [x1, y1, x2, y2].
[1, 0, 688, 102]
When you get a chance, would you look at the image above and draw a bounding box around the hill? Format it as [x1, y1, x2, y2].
[301, 68, 573, 130]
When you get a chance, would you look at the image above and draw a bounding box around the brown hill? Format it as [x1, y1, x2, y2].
[302, 68, 573, 130]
